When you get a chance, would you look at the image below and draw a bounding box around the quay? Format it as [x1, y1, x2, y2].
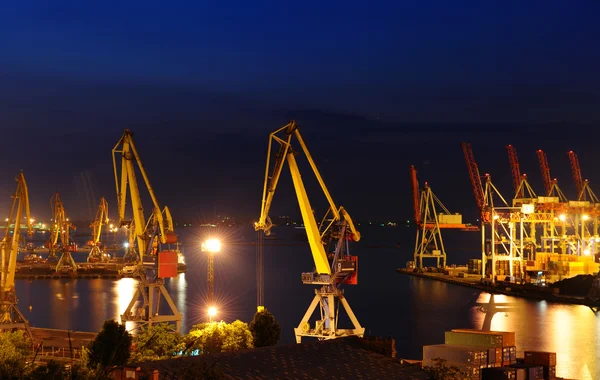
[15, 262, 187, 279]
[397, 267, 600, 309]
[30, 327, 97, 364]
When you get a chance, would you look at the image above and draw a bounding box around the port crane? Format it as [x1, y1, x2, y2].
[410, 165, 478, 269]
[46, 193, 78, 273]
[113, 129, 181, 332]
[0, 172, 33, 335]
[254, 121, 365, 343]
[462, 142, 525, 282]
[87, 197, 109, 262]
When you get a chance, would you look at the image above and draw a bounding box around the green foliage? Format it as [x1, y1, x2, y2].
[29, 360, 66, 379]
[423, 357, 465, 380]
[185, 320, 253, 355]
[249, 308, 281, 348]
[87, 319, 132, 369]
[129, 323, 183, 363]
[0, 331, 33, 379]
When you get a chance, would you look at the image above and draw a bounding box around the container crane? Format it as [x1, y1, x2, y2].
[254, 121, 365, 343]
[0, 172, 33, 335]
[112, 129, 181, 332]
[87, 197, 109, 262]
[410, 165, 478, 269]
[537, 150, 568, 201]
[568, 151, 599, 253]
[506, 145, 537, 205]
[45, 193, 78, 273]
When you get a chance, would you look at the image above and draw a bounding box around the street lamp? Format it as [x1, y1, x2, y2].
[202, 238, 221, 317]
[208, 306, 218, 322]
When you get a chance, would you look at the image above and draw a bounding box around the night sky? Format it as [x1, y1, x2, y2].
[1, 1, 599, 223]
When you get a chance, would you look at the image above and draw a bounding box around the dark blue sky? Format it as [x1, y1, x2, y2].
[1, 1, 599, 222]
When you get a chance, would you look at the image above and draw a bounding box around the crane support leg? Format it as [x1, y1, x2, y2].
[0, 292, 32, 339]
[120, 280, 182, 333]
[293, 287, 365, 343]
[56, 250, 77, 273]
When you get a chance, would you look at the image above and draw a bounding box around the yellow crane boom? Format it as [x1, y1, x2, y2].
[255, 121, 360, 274]
[255, 121, 365, 343]
[112, 129, 176, 261]
[0, 172, 33, 334]
[89, 197, 109, 246]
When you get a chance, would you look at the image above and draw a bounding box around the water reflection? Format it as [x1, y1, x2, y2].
[470, 292, 598, 380]
[113, 278, 138, 331]
[166, 273, 187, 332]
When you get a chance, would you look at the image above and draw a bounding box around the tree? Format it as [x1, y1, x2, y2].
[185, 320, 253, 355]
[129, 323, 183, 363]
[0, 331, 33, 379]
[249, 308, 281, 348]
[87, 319, 132, 369]
[423, 358, 465, 380]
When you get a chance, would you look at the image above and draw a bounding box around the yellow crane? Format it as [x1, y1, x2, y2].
[0, 172, 33, 334]
[255, 121, 365, 343]
[112, 129, 181, 332]
[46, 192, 78, 273]
[87, 197, 110, 262]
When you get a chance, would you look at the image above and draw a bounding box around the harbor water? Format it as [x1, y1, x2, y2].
[15, 225, 600, 379]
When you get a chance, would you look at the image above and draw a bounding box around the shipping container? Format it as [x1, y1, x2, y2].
[423, 344, 488, 367]
[481, 367, 517, 380]
[450, 329, 516, 347]
[524, 351, 556, 367]
[543, 365, 556, 380]
[509, 364, 545, 380]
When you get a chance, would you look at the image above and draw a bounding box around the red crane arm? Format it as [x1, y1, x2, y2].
[537, 150, 552, 197]
[568, 151, 583, 198]
[461, 142, 485, 211]
[506, 145, 523, 198]
[409, 165, 421, 226]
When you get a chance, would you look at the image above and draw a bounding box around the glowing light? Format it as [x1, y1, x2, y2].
[202, 238, 221, 253]
[583, 249, 591, 256]
[110, 224, 114, 229]
[559, 214, 566, 222]
[124, 242, 130, 249]
[582, 214, 589, 221]
[493, 214, 500, 220]
[208, 306, 218, 321]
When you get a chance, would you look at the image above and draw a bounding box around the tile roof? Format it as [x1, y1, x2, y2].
[141, 336, 429, 380]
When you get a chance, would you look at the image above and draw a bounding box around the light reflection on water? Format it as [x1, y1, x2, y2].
[470, 292, 597, 380]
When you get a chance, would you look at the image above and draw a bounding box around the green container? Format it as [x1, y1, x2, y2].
[445, 331, 503, 348]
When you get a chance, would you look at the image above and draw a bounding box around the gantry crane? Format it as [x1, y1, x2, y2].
[410, 165, 478, 269]
[255, 121, 365, 343]
[0, 172, 33, 335]
[113, 129, 181, 332]
[506, 145, 537, 205]
[462, 142, 525, 282]
[87, 197, 109, 262]
[46, 193, 78, 273]
[568, 150, 599, 253]
[537, 150, 568, 201]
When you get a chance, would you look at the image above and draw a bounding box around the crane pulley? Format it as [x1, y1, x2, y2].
[255, 121, 364, 343]
[0, 172, 33, 335]
[112, 129, 181, 332]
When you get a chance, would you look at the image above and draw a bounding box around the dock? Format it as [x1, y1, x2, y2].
[30, 327, 97, 363]
[15, 262, 186, 279]
[397, 268, 600, 308]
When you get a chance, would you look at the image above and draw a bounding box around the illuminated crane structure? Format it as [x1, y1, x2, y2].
[113, 129, 181, 332]
[45, 192, 78, 273]
[87, 197, 110, 262]
[255, 121, 365, 343]
[410, 165, 478, 269]
[0, 172, 33, 334]
[536, 150, 570, 255]
[568, 151, 599, 255]
[462, 142, 526, 282]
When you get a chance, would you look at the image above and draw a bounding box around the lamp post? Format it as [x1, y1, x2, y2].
[201, 238, 221, 321]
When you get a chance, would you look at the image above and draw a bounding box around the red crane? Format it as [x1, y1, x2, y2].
[568, 151, 584, 200]
[537, 150, 552, 197]
[410, 165, 421, 227]
[461, 142, 488, 222]
[506, 145, 523, 198]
